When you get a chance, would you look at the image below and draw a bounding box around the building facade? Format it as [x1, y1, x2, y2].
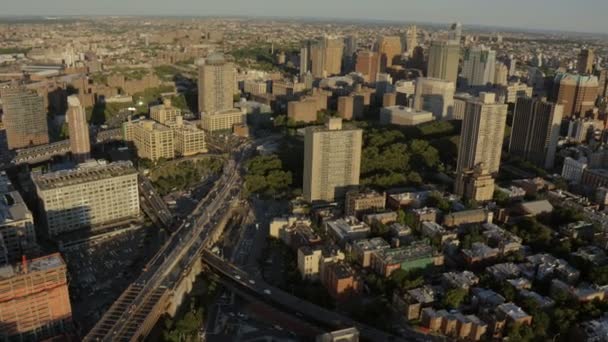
[0, 254, 72, 341]
[553, 73, 598, 118]
[66, 95, 91, 163]
[414, 77, 455, 120]
[427, 40, 460, 84]
[32, 161, 140, 237]
[1, 87, 49, 150]
[304, 118, 362, 202]
[198, 53, 235, 114]
[455, 93, 508, 198]
[462, 46, 497, 87]
[200, 108, 245, 132]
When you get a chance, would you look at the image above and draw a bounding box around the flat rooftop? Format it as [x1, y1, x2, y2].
[32, 161, 137, 191]
[0, 253, 65, 280]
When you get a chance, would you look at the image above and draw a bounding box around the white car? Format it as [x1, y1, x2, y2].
[235, 275, 241, 280]
[249, 280, 255, 285]
[263, 289, 272, 295]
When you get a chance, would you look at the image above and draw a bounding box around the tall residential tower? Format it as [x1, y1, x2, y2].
[66, 95, 90, 163]
[303, 118, 362, 203]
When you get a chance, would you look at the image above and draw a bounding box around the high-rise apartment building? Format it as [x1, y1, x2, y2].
[0, 172, 36, 263]
[198, 53, 235, 114]
[303, 118, 362, 203]
[311, 36, 344, 78]
[414, 77, 455, 120]
[405, 25, 418, 57]
[343, 35, 358, 72]
[509, 98, 563, 169]
[462, 46, 496, 87]
[494, 62, 509, 86]
[300, 40, 312, 76]
[377, 36, 402, 71]
[427, 40, 460, 84]
[32, 161, 140, 237]
[355, 50, 380, 83]
[66, 95, 90, 163]
[0, 87, 49, 150]
[123, 119, 175, 161]
[0, 253, 72, 341]
[449, 22, 462, 42]
[578, 49, 595, 75]
[553, 73, 598, 118]
[455, 93, 508, 198]
[150, 98, 180, 125]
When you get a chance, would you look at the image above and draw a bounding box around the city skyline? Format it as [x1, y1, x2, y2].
[2, 0, 608, 34]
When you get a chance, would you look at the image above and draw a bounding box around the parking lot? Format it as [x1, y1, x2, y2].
[63, 225, 164, 334]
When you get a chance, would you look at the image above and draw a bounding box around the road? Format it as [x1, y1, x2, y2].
[201, 250, 434, 342]
[84, 136, 276, 341]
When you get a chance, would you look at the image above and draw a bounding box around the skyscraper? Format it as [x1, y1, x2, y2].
[494, 62, 509, 86]
[455, 93, 508, 198]
[427, 40, 460, 84]
[1, 87, 49, 150]
[377, 36, 402, 71]
[405, 25, 418, 57]
[300, 40, 312, 76]
[66, 95, 90, 163]
[414, 77, 456, 120]
[198, 53, 235, 114]
[462, 46, 496, 87]
[343, 35, 358, 73]
[311, 36, 344, 78]
[355, 50, 380, 83]
[449, 22, 462, 42]
[303, 118, 362, 203]
[578, 48, 595, 75]
[509, 97, 563, 169]
[553, 73, 598, 118]
[0, 254, 72, 341]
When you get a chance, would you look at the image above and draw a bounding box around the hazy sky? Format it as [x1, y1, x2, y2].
[2, 0, 606, 34]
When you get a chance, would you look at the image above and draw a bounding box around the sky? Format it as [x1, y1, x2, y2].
[1, 0, 607, 34]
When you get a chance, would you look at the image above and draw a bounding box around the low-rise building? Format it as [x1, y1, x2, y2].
[420, 221, 457, 245]
[461, 242, 499, 265]
[345, 190, 385, 218]
[551, 279, 606, 302]
[471, 288, 505, 308]
[421, 308, 487, 341]
[487, 262, 521, 281]
[269, 216, 320, 249]
[371, 241, 440, 277]
[363, 211, 398, 227]
[201, 108, 246, 132]
[412, 207, 438, 228]
[518, 289, 554, 308]
[325, 217, 371, 244]
[495, 303, 532, 326]
[393, 285, 437, 320]
[297, 245, 344, 280]
[379, 106, 434, 126]
[442, 271, 479, 290]
[443, 209, 491, 228]
[481, 223, 522, 255]
[321, 262, 361, 299]
[351, 238, 390, 268]
[386, 190, 431, 209]
[0, 172, 36, 262]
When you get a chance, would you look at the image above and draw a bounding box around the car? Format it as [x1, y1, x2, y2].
[248, 279, 255, 285]
[234, 275, 241, 280]
[264, 289, 272, 295]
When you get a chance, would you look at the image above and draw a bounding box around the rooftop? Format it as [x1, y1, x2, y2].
[497, 303, 530, 321]
[32, 161, 137, 191]
[0, 253, 65, 280]
[375, 241, 433, 264]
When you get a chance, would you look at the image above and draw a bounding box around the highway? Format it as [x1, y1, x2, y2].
[84, 138, 263, 341]
[200, 249, 434, 342]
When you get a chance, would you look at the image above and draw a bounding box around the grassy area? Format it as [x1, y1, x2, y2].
[150, 158, 224, 195]
[154, 65, 183, 80]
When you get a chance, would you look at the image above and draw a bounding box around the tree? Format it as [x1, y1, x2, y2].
[442, 288, 467, 309]
[426, 191, 451, 212]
